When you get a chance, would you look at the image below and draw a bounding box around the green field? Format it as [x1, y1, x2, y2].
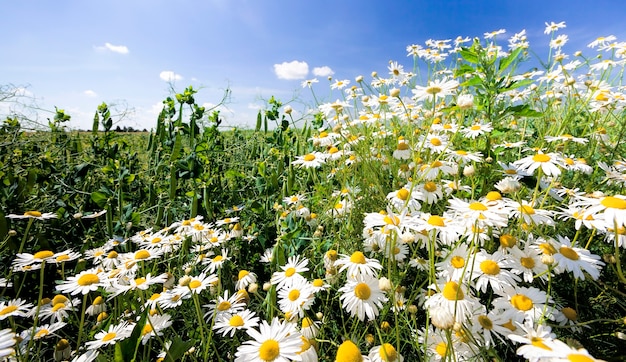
[2, 33, 626, 361]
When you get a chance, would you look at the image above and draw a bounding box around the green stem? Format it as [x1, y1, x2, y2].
[75, 293, 89, 354]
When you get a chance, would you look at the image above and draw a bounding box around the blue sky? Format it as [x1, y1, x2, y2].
[2, 0, 626, 130]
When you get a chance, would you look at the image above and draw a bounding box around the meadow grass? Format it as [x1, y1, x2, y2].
[2, 22, 626, 361]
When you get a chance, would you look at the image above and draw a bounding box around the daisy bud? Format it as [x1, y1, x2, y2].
[379, 277, 392, 292]
[407, 304, 418, 315]
[73, 212, 83, 219]
[574, 50, 582, 57]
[356, 75, 364, 83]
[179, 275, 192, 287]
[55, 339, 71, 361]
[541, 254, 555, 265]
[263, 282, 272, 291]
[371, 71, 378, 78]
[463, 165, 475, 177]
[616, 331, 626, 340]
[603, 254, 616, 264]
[316, 312, 324, 320]
[8, 230, 17, 237]
[283, 105, 293, 115]
[457, 94, 474, 110]
[313, 229, 323, 238]
[485, 156, 493, 163]
[362, 96, 370, 103]
[380, 321, 391, 331]
[365, 333, 375, 345]
[390, 88, 401, 97]
[248, 283, 258, 294]
[126, 222, 133, 231]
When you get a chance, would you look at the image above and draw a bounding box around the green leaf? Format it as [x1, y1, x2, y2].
[461, 75, 483, 88]
[454, 64, 475, 78]
[501, 78, 534, 92]
[505, 104, 542, 117]
[459, 49, 479, 64]
[165, 336, 195, 361]
[90, 191, 108, 208]
[498, 47, 523, 75]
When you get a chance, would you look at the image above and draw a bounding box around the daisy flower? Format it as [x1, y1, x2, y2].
[507, 200, 555, 226]
[235, 270, 258, 290]
[6, 211, 57, 220]
[507, 320, 559, 361]
[213, 309, 260, 337]
[56, 268, 107, 295]
[369, 343, 404, 362]
[392, 139, 412, 160]
[435, 243, 472, 282]
[300, 317, 320, 339]
[23, 321, 67, 341]
[271, 255, 309, 289]
[492, 285, 553, 323]
[156, 288, 191, 310]
[461, 122, 493, 139]
[283, 194, 307, 206]
[12, 250, 57, 269]
[552, 236, 604, 280]
[422, 133, 449, 153]
[339, 274, 388, 321]
[0, 328, 15, 358]
[471, 250, 521, 294]
[424, 280, 480, 327]
[412, 78, 459, 101]
[335, 251, 383, 279]
[85, 321, 133, 350]
[386, 185, 422, 213]
[291, 152, 326, 168]
[203, 248, 231, 273]
[278, 279, 315, 318]
[204, 290, 246, 321]
[180, 271, 218, 295]
[234, 317, 302, 362]
[140, 313, 172, 345]
[576, 194, 626, 229]
[0, 299, 34, 320]
[513, 151, 564, 177]
[414, 181, 444, 205]
[508, 245, 549, 283]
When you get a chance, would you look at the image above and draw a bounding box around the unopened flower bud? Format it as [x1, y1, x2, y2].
[463, 165, 475, 177]
[379, 277, 392, 292]
[263, 282, 272, 291]
[390, 88, 401, 97]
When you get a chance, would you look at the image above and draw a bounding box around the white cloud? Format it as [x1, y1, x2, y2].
[159, 71, 183, 82]
[247, 103, 263, 110]
[95, 42, 129, 54]
[84, 90, 97, 97]
[274, 60, 308, 80]
[313, 66, 334, 77]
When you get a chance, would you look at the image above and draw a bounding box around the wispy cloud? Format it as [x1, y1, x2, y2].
[95, 42, 129, 54]
[159, 71, 183, 82]
[84, 90, 97, 97]
[274, 60, 308, 80]
[313, 66, 334, 77]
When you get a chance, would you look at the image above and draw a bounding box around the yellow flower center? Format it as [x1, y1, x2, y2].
[142, 324, 153, 336]
[354, 282, 371, 300]
[0, 305, 18, 316]
[502, 319, 517, 331]
[566, 354, 595, 362]
[383, 215, 400, 226]
[102, 332, 117, 342]
[213, 255, 223, 263]
[500, 234, 517, 248]
[559, 246, 579, 260]
[259, 339, 280, 360]
[435, 342, 448, 357]
[478, 315, 493, 330]
[303, 154, 316, 162]
[378, 343, 398, 361]
[442, 281, 464, 300]
[189, 280, 202, 289]
[480, 260, 500, 275]
[335, 340, 363, 362]
[533, 153, 551, 163]
[450, 256, 465, 269]
[519, 205, 536, 215]
[34, 250, 54, 259]
[229, 315, 245, 327]
[456, 150, 468, 155]
[313, 279, 324, 287]
[329, 146, 339, 154]
[511, 294, 533, 311]
[601, 196, 626, 209]
[396, 188, 410, 201]
[107, 251, 118, 259]
[135, 250, 151, 260]
[562, 307, 578, 321]
[52, 295, 68, 306]
[430, 138, 442, 146]
[238, 270, 249, 280]
[426, 86, 442, 95]
[93, 296, 104, 305]
[397, 142, 409, 150]
[469, 202, 487, 211]
[77, 273, 100, 286]
[539, 242, 557, 255]
[56, 254, 70, 262]
[288, 289, 301, 301]
[520, 257, 536, 269]
[424, 182, 437, 192]
[25, 211, 42, 217]
[319, 131, 328, 138]
[326, 250, 338, 261]
[217, 301, 231, 311]
[431, 160, 443, 168]
[284, 267, 296, 277]
[350, 251, 367, 264]
[471, 125, 481, 131]
[427, 215, 445, 227]
[35, 329, 50, 339]
[531, 336, 552, 351]
[485, 191, 502, 201]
